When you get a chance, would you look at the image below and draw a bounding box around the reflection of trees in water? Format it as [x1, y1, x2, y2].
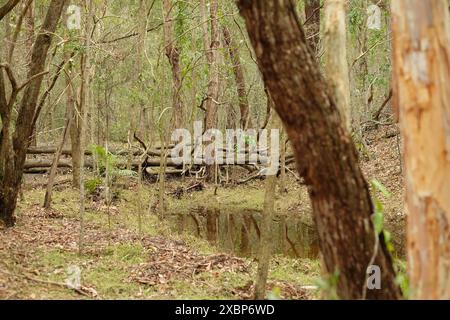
[175, 209, 319, 259]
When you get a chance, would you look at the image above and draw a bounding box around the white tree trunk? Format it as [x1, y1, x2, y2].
[323, 0, 351, 131]
[392, 0, 450, 299]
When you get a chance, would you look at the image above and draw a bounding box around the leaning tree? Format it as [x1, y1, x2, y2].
[236, 0, 401, 299]
[0, 0, 66, 227]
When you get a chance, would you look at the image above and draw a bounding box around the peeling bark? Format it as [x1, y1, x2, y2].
[391, 0, 450, 299]
[323, 0, 351, 130]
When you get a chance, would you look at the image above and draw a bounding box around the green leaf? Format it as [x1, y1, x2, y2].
[372, 210, 383, 235]
[267, 286, 282, 300]
[371, 179, 391, 198]
[383, 230, 391, 242]
[374, 198, 384, 215]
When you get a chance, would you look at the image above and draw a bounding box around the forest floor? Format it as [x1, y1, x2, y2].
[0, 124, 404, 300]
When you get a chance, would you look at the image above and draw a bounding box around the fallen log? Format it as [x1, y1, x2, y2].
[24, 159, 72, 169]
[27, 146, 88, 156]
[27, 146, 163, 157]
[145, 168, 183, 175]
[27, 145, 291, 161]
[23, 158, 179, 170]
[24, 168, 52, 174]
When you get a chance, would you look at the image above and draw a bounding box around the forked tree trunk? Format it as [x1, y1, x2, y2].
[237, 0, 401, 299]
[391, 0, 450, 299]
[0, 0, 66, 227]
[323, 0, 351, 131]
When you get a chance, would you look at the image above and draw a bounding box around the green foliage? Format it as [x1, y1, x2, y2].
[243, 134, 257, 147]
[85, 177, 103, 194]
[371, 179, 391, 236]
[88, 144, 138, 180]
[88, 144, 117, 174]
[370, 179, 409, 298]
[267, 286, 282, 300]
[394, 260, 410, 299]
[348, 3, 365, 38]
[315, 269, 340, 300]
[64, 38, 85, 54]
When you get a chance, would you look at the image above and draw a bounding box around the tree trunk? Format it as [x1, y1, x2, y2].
[0, 0, 21, 21]
[63, 48, 77, 178]
[25, 1, 38, 147]
[70, 92, 81, 186]
[304, 0, 321, 54]
[71, 1, 92, 188]
[391, 0, 450, 300]
[78, 0, 94, 256]
[203, 0, 220, 182]
[323, 0, 351, 131]
[43, 112, 71, 209]
[137, 0, 148, 140]
[237, 0, 401, 300]
[163, 0, 184, 129]
[223, 25, 252, 130]
[0, 0, 65, 227]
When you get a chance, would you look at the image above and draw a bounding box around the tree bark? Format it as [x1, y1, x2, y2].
[0, 0, 66, 227]
[163, 0, 184, 129]
[203, 0, 220, 182]
[0, 0, 21, 21]
[44, 111, 72, 209]
[391, 0, 450, 299]
[237, 0, 401, 299]
[25, 0, 37, 147]
[223, 25, 252, 130]
[71, 1, 93, 188]
[323, 0, 351, 131]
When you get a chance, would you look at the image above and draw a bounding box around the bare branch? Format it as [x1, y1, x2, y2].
[17, 70, 49, 92]
[0, 63, 18, 91]
[0, 68, 8, 120]
[7, 0, 34, 63]
[32, 56, 71, 129]
[99, 22, 163, 43]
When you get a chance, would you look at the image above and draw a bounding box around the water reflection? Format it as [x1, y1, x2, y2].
[172, 208, 320, 258]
